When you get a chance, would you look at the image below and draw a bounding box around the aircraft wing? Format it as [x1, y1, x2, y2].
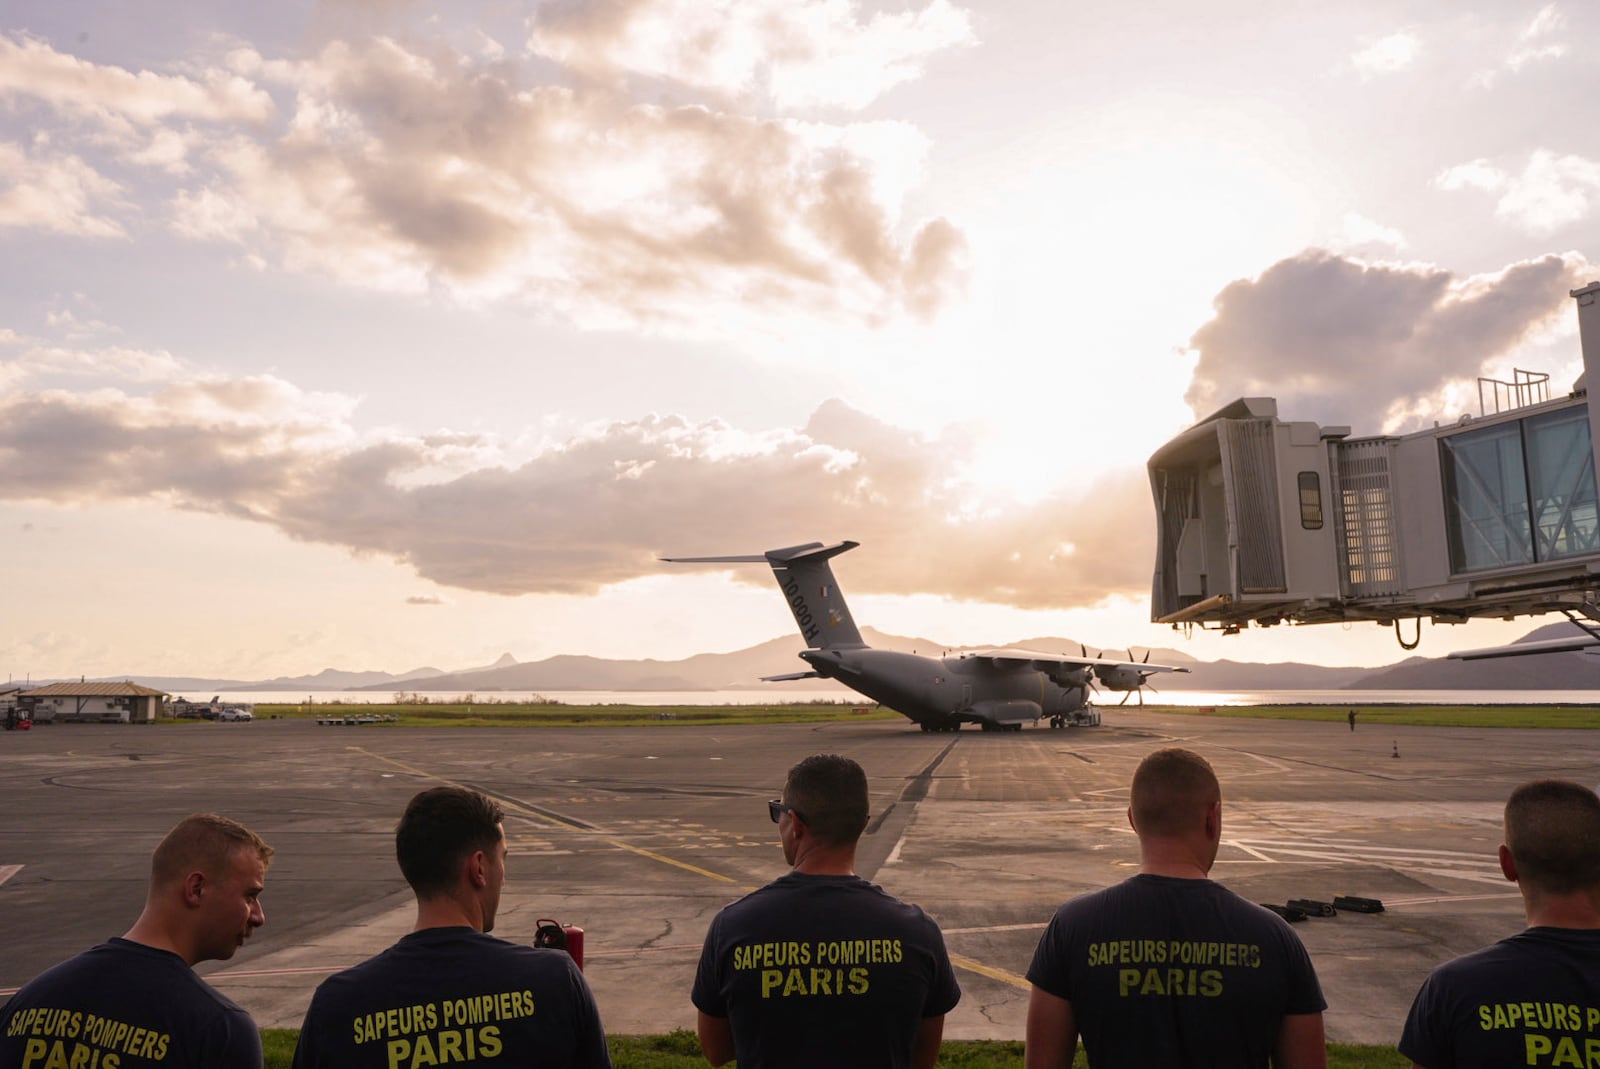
[1448, 636, 1600, 660]
[958, 647, 1190, 673]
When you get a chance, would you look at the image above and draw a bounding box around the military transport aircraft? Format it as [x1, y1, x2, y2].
[662, 541, 1189, 732]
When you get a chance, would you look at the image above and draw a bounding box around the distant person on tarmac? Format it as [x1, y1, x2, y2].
[291, 786, 610, 1069]
[1025, 747, 1327, 1069]
[0, 813, 273, 1069]
[1399, 779, 1600, 1069]
[1349, 709, 1357, 731]
[692, 753, 961, 1069]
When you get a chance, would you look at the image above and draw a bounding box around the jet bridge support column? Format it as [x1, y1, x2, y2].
[1577, 283, 1600, 531]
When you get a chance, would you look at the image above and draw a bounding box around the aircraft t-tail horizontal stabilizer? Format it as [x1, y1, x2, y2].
[661, 541, 865, 650]
[762, 671, 823, 681]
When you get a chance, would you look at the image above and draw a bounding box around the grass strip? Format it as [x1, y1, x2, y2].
[1152, 703, 1600, 729]
[253, 701, 899, 728]
[262, 1028, 1408, 1066]
[246, 700, 1600, 730]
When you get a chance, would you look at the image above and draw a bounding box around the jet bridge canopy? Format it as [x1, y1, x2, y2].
[1148, 282, 1600, 634]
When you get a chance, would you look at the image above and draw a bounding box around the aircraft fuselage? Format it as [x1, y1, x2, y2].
[799, 647, 1089, 730]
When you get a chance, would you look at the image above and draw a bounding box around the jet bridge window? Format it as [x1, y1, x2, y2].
[1525, 407, 1598, 561]
[1441, 407, 1598, 574]
[1297, 472, 1323, 530]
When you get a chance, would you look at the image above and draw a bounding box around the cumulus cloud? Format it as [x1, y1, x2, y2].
[0, 15, 969, 329]
[1437, 151, 1600, 235]
[0, 142, 127, 237]
[1471, 3, 1568, 87]
[1183, 251, 1591, 431]
[0, 365, 1150, 609]
[0, 331, 185, 392]
[0, 32, 274, 127]
[1349, 31, 1420, 79]
[1506, 4, 1567, 72]
[530, 0, 977, 111]
[1327, 212, 1407, 254]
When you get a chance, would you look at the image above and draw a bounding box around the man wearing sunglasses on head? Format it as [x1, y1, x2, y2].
[691, 753, 960, 1069]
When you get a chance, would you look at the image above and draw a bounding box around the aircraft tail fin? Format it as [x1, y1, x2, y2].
[662, 541, 866, 650]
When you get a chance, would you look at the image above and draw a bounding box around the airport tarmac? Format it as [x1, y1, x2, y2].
[1, 709, 1586, 1047]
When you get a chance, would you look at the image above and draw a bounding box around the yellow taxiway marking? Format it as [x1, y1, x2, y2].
[948, 953, 1030, 991]
[350, 746, 745, 887]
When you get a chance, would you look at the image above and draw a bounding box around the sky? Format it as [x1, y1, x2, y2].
[2, 0, 1597, 681]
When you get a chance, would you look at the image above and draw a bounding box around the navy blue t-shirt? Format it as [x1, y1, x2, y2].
[291, 927, 609, 1069]
[1027, 874, 1326, 1069]
[691, 872, 960, 1069]
[0, 937, 262, 1069]
[1400, 927, 1600, 1069]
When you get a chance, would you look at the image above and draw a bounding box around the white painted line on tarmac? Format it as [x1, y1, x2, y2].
[942, 922, 1049, 935]
[882, 828, 908, 868]
[1385, 892, 1521, 906]
[0, 864, 21, 887]
[1223, 839, 1277, 862]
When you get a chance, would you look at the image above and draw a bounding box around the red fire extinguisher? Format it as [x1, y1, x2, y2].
[533, 918, 585, 970]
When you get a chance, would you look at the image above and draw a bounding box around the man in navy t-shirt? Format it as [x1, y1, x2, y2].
[291, 786, 609, 1069]
[692, 754, 960, 1069]
[0, 813, 273, 1069]
[1025, 747, 1326, 1069]
[1400, 779, 1600, 1069]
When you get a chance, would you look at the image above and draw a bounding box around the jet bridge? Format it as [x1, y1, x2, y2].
[1149, 282, 1600, 641]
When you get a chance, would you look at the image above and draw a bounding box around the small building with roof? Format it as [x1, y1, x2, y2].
[0, 685, 23, 725]
[17, 682, 170, 724]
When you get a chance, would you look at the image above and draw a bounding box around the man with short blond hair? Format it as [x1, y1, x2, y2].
[1400, 779, 1600, 1069]
[0, 813, 273, 1068]
[1026, 747, 1326, 1068]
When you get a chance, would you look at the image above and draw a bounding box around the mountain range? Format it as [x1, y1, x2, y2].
[45, 622, 1600, 695]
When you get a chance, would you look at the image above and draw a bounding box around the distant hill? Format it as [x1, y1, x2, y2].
[1343, 621, 1600, 689]
[342, 630, 1450, 693]
[54, 620, 1600, 695]
[82, 653, 517, 695]
[80, 665, 446, 695]
[361, 623, 1600, 694]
